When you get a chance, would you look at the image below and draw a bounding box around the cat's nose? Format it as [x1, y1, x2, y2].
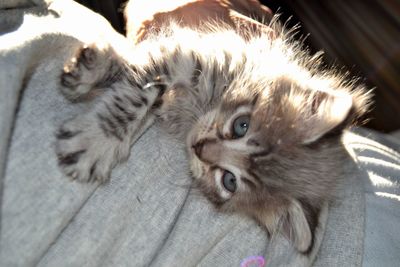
[192, 138, 220, 163]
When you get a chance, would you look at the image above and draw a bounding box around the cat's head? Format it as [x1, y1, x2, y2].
[187, 75, 370, 253]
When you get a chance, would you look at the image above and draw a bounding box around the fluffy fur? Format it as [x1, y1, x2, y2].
[56, 15, 371, 263]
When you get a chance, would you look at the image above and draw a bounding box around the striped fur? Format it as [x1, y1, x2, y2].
[56, 17, 371, 261]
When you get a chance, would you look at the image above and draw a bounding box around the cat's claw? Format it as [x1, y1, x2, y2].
[55, 116, 129, 183]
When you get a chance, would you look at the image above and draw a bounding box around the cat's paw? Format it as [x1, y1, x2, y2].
[55, 115, 129, 183]
[60, 44, 113, 100]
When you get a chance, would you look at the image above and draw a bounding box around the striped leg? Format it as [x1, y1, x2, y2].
[56, 44, 166, 183]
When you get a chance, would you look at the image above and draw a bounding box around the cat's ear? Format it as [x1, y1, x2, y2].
[282, 199, 319, 253]
[301, 90, 353, 144]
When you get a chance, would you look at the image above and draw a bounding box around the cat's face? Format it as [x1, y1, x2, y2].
[187, 94, 268, 209]
[187, 76, 365, 252]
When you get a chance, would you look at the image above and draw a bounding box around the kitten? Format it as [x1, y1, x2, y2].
[56, 15, 371, 261]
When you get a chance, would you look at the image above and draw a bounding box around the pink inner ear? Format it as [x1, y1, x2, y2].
[311, 91, 326, 115]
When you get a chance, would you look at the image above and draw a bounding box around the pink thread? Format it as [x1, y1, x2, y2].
[240, 256, 265, 267]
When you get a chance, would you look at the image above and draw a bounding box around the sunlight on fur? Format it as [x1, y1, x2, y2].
[56, 10, 372, 265]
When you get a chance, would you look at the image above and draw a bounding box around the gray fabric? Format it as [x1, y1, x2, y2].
[346, 130, 400, 267]
[313, 156, 365, 266]
[0, 0, 396, 266]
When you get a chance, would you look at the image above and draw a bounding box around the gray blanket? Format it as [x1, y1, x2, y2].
[1, 1, 399, 266]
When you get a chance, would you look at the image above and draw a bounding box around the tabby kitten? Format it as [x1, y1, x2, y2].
[56, 18, 370, 259]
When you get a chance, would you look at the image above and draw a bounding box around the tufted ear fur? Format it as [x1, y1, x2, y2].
[282, 199, 320, 254]
[301, 89, 353, 144]
[274, 77, 369, 145]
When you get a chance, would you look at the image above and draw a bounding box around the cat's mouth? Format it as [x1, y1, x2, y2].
[186, 128, 204, 161]
[189, 154, 204, 179]
[191, 143, 200, 155]
[191, 138, 207, 161]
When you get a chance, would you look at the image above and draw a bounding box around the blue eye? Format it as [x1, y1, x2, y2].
[232, 115, 250, 138]
[222, 171, 237, 193]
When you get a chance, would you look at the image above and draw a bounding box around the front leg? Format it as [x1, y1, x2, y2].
[56, 45, 165, 183]
[56, 101, 156, 182]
